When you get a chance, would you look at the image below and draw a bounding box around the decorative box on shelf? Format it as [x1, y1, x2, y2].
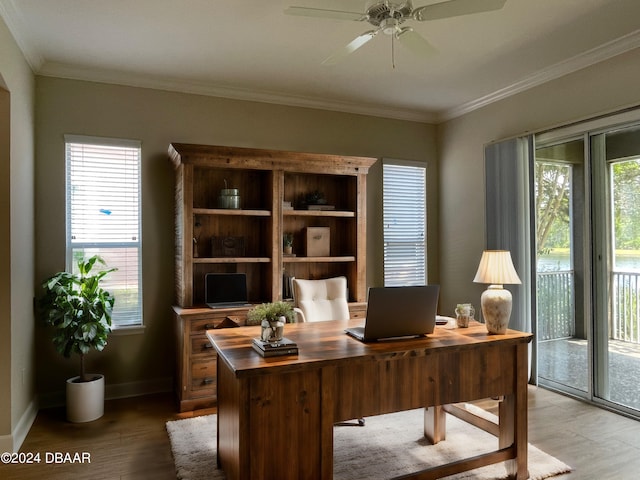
[305, 227, 330, 257]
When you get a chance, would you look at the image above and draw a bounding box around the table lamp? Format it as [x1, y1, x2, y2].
[473, 250, 521, 334]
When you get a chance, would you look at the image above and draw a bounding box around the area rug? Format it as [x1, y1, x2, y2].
[166, 407, 571, 480]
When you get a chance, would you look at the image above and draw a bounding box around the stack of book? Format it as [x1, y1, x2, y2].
[252, 338, 298, 357]
[282, 200, 293, 211]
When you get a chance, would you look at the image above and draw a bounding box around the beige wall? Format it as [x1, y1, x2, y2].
[0, 17, 36, 451]
[34, 76, 437, 398]
[438, 47, 640, 318]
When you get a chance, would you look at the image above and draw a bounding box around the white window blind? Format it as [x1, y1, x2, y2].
[65, 135, 142, 328]
[383, 162, 427, 286]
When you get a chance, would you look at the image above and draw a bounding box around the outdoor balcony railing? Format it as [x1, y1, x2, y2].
[612, 271, 640, 343]
[537, 270, 640, 344]
[537, 271, 575, 341]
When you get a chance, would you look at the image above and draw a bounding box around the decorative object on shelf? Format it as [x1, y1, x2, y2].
[211, 236, 245, 257]
[305, 226, 330, 256]
[247, 302, 296, 343]
[217, 179, 240, 209]
[283, 232, 294, 255]
[282, 200, 294, 211]
[303, 190, 327, 206]
[302, 190, 336, 210]
[473, 250, 522, 334]
[454, 303, 475, 328]
[39, 255, 116, 422]
[193, 220, 202, 258]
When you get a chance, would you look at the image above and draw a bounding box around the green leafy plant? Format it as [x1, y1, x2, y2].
[40, 255, 116, 382]
[283, 233, 293, 247]
[246, 301, 295, 325]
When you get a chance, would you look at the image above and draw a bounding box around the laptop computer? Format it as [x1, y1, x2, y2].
[345, 285, 440, 342]
[205, 273, 251, 308]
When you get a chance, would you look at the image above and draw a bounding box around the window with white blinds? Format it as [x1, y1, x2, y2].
[383, 162, 427, 286]
[65, 135, 142, 328]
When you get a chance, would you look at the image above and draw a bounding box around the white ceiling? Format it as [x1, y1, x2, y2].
[2, 0, 640, 123]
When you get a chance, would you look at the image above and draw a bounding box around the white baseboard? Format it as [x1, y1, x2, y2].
[1, 397, 39, 452]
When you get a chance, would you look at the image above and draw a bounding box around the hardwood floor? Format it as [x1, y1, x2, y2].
[527, 386, 640, 479]
[1, 393, 214, 480]
[2, 386, 640, 479]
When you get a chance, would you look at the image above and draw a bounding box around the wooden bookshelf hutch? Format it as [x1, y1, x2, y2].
[170, 143, 376, 411]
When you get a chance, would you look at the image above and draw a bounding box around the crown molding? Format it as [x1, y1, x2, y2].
[439, 29, 640, 122]
[41, 25, 640, 126]
[38, 61, 438, 124]
[0, 0, 43, 70]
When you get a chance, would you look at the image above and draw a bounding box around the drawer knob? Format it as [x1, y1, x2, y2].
[205, 323, 215, 329]
[203, 342, 214, 349]
[203, 378, 214, 385]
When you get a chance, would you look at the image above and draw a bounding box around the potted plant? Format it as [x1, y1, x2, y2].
[40, 255, 116, 423]
[283, 233, 294, 255]
[247, 301, 295, 343]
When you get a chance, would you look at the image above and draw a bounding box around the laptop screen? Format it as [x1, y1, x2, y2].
[346, 285, 439, 342]
[205, 273, 248, 307]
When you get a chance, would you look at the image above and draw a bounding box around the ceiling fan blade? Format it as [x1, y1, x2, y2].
[284, 6, 365, 22]
[413, 0, 507, 21]
[396, 27, 436, 57]
[322, 30, 378, 65]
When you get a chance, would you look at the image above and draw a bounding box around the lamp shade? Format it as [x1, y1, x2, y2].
[473, 250, 521, 285]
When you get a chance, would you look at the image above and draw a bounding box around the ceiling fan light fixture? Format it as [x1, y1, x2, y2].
[380, 17, 400, 35]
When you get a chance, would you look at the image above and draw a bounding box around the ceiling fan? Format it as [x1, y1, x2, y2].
[285, 0, 507, 65]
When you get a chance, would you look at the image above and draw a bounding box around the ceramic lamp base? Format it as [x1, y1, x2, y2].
[480, 285, 512, 334]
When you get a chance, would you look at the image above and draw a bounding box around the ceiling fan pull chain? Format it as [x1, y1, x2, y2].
[392, 32, 396, 69]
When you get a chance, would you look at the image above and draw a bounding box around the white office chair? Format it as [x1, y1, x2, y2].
[291, 276, 365, 426]
[291, 276, 350, 323]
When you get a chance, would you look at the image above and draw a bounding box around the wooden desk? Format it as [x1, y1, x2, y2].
[207, 320, 533, 480]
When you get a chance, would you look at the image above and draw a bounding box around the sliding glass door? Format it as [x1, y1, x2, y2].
[535, 138, 589, 395]
[591, 124, 640, 413]
[535, 120, 640, 416]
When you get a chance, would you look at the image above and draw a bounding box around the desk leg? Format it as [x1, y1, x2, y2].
[321, 366, 336, 480]
[500, 343, 529, 479]
[424, 405, 446, 444]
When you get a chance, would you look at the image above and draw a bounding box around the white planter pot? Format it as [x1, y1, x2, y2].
[66, 374, 105, 423]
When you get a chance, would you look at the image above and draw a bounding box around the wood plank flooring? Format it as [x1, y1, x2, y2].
[2, 386, 639, 479]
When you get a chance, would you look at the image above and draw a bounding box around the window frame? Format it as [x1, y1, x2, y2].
[64, 134, 143, 331]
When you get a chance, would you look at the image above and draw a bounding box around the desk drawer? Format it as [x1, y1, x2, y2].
[190, 358, 216, 394]
[191, 334, 216, 356]
[190, 318, 218, 335]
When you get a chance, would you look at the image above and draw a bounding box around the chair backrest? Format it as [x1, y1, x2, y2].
[291, 276, 350, 322]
